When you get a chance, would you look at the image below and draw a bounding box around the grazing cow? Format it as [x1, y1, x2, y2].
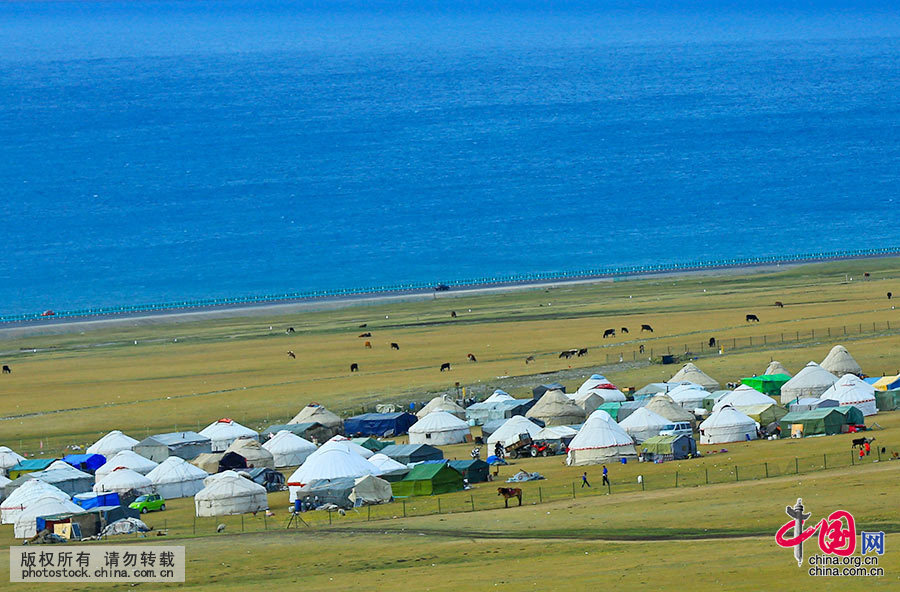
[286, 327, 295, 334]
[467, 353, 477, 362]
[708, 337, 716, 348]
[603, 329, 616, 339]
[450, 311, 457, 318]
[774, 301, 784, 308]
[577, 348, 588, 357]
[559, 350, 577, 359]
[358, 323, 367, 328]
[440, 362, 451, 372]
[2, 365, 10, 374]
[497, 487, 523, 508]
[641, 324, 654, 332]
[639, 344, 645, 354]
[864, 273, 870, 279]
[746, 314, 760, 322]
[525, 356, 535, 364]
[889, 292, 893, 300]
[359, 332, 372, 338]
[621, 327, 629, 334]
[350, 363, 359, 372]
[852, 436, 874, 448]
[364, 341, 372, 349]
[287, 351, 296, 359]
[391, 342, 400, 350]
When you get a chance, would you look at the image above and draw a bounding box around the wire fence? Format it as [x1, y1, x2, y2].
[173, 441, 898, 536]
[4, 247, 899, 324]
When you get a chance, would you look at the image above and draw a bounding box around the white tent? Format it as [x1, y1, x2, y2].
[566, 409, 637, 466]
[820, 345, 863, 376]
[200, 419, 259, 452]
[820, 374, 878, 416]
[145, 457, 209, 499]
[699, 406, 757, 444]
[30, 462, 93, 496]
[0, 446, 25, 475]
[224, 437, 275, 469]
[764, 361, 792, 376]
[93, 467, 154, 496]
[0, 474, 10, 501]
[666, 383, 708, 410]
[779, 362, 838, 404]
[618, 407, 671, 444]
[575, 376, 627, 402]
[1, 479, 70, 524]
[366, 453, 408, 476]
[307, 436, 374, 460]
[670, 363, 719, 390]
[713, 384, 777, 412]
[286, 448, 377, 496]
[535, 425, 578, 441]
[573, 391, 604, 416]
[416, 395, 466, 419]
[408, 411, 471, 445]
[526, 390, 586, 426]
[86, 430, 138, 457]
[289, 404, 343, 430]
[348, 474, 393, 506]
[194, 472, 268, 517]
[262, 430, 317, 467]
[14, 495, 85, 539]
[95, 450, 159, 481]
[485, 416, 543, 448]
[575, 374, 613, 397]
[484, 390, 515, 403]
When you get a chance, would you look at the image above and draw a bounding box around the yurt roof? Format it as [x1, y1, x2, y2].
[86, 430, 138, 455]
[289, 404, 343, 428]
[764, 361, 792, 376]
[408, 410, 469, 433]
[699, 406, 756, 429]
[670, 363, 719, 390]
[820, 345, 862, 376]
[287, 448, 376, 486]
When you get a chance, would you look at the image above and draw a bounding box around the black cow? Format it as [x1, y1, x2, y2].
[391, 342, 400, 350]
[746, 314, 760, 322]
[286, 327, 295, 334]
[350, 363, 359, 372]
[359, 332, 372, 338]
[287, 351, 296, 359]
[621, 327, 629, 334]
[577, 348, 588, 357]
[641, 324, 654, 332]
[2, 365, 10, 374]
[450, 311, 457, 318]
[358, 323, 367, 328]
[467, 353, 477, 362]
[889, 292, 893, 300]
[603, 329, 616, 339]
[440, 362, 451, 372]
[708, 337, 716, 348]
[559, 350, 577, 359]
[525, 356, 535, 364]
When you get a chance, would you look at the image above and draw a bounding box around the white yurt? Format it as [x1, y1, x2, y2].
[14, 495, 85, 539]
[93, 467, 154, 496]
[698, 406, 757, 444]
[820, 345, 863, 376]
[0, 446, 26, 475]
[484, 390, 515, 403]
[779, 362, 839, 404]
[644, 394, 698, 427]
[289, 404, 344, 431]
[666, 383, 708, 410]
[575, 374, 613, 396]
[566, 409, 637, 466]
[200, 419, 259, 452]
[416, 395, 466, 419]
[573, 391, 605, 416]
[820, 374, 878, 416]
[146, 457, 209, 499]
[408, 411, 471, 445]
[618, 407, 671, 444]
[348, 474, 393, 506]
[713, 384, 777, 412]
[670, 363, 719, 390]
[764, 360, 792, 376]
[526, 390, 586, 426]
[1, 479, 69, 524]
[224, 437, 275, 469]
[367, 453, 409, 476]
[534, 425, 578, 441]
[86, 430, 138, 457]
[308, 436, 374, 460]
[94, 450, 159, 481]
[485, 415, 543, 449]
[261, 430, 317, 467]
[286, 448, 376, 493]
[195, 472, 268, 517]
[31, 461, 93, 496]
[0, 474, 10, 501]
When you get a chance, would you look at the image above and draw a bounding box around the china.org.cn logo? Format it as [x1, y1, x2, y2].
[775, 498, 885, 577]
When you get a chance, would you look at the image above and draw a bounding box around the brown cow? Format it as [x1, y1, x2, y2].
[467, 353, 477, 362]
[364, 341, 372, 349]
[774, 301, 784, 308]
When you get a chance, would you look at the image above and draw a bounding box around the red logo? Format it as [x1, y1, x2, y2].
[775, 498, 857, 566]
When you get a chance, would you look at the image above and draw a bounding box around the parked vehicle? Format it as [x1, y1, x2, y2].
[129, 494, 166, 514]
[658, 422, 693, 437]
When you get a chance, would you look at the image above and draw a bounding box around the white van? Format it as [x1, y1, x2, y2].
[658, 422, 693, 437]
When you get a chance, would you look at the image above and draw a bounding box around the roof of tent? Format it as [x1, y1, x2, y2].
[780, 362, 839, 401]
[872, 375, 900, 391]
[618, 407, 671, 430]
[146, 457, 208, 485]
[820, 345, 862, 376]
[0, 447, 26, 470]
[484, 390, 514, 403]
[367, 453, 408, 475]
[408, 410, 470, 434]
[765, 361, 792, 376]
[575, 374, 613, 396]
[699, 406, 756, 430]
[86, 431, 139, 456]
[289, 405, 343, 428]
[644, 394, 697, 424]
[195, 472, 268, 501]
[670, 363, 719, 390]
[93, 467, 153, 493]
[313, 436, 375, 459]
[535, 425, 578, 440]
[666, 384, 708, 405]
[2, 479, 69, 519]
[343, 412, 418, 437]
[95, 450, 159, 479]
[526, 390, 586, 425]
[485, 416, 543, 445]
[416, 395, 466, 419]
[822, 374, 876, 397]
[286, 448, 376, 487]
[713, 385, 777, 411]
[137, 431, 210, 448]
[199, 419, 259, 441]
[224, 438, 275, 468]
[567, 410, 636, 451]
[262, 431, 317, 454]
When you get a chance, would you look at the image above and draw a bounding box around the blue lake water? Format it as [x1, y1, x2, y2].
[2, 1, 899, 315]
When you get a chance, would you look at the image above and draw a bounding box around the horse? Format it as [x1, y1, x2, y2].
[1, 365, 10, 374]
[497, 487, 522, 507]
[620, 327, 629, 334]
[467, 353, 477, 362]
[364, 341, 372, 349]
[525, 356, 535, 364]
[746, 314, 760, 322]
[440, 362, 451, 372]
[350, 363, 359, 372]
[774, 301, 784, 308]
[286, 327, 295, 334]
[641, 324, 654, 332]
[391, 342, 400, 350]
[577, 348, 588, 357]
[287, 351, 296, 359]
[359, 332, 372, 338]
[603, 329, 616, 339]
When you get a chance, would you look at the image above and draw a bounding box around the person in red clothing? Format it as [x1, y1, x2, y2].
[864, 441, 871, 456]
[859, 448, 865, 460]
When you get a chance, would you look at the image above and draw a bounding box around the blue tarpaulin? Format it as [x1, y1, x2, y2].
[64, 454, 106, 474]
[344, 412, 418, 437]
[73, 492, 120, 509]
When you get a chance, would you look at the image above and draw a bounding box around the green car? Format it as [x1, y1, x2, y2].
[129, 494, 166, 514]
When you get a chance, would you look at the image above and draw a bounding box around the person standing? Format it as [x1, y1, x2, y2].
[602, 465, 609, 486]
[581, 471, 590, 487]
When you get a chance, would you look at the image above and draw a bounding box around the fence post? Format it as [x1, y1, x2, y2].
[606, 480, 611, 494]
[749, 336, 752, 346]
[368, 505, 372, 521]
[539, 487, 543, 504]
[403, 500, 406, 517]
[640, 476, 645, 491]
[241, 515, 245, 532]
[795, 458, 799, 474]
[470, 494, 475, 511]
[264, 513, 267, 530]
[705, 468, 709, 484]
[765, 462, 769, 478]
[192, 516, 195, 535]
[877, 447, 881, 461]
[735, 466, 739, 481]
[851, 451, 855, 465]
[572, 482, 576, 499]
[675, 471, 678, 488]
[328, 511, 332, 525]
[824, 454, 827, 470]
[781, 333, 784, 342]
